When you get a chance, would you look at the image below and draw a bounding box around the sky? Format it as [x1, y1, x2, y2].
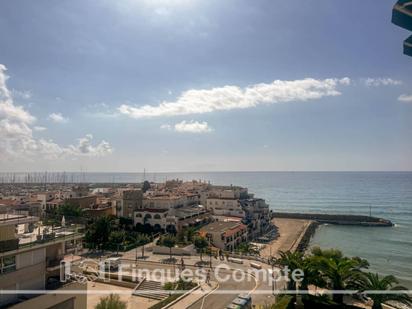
[0, 0, 411, 172]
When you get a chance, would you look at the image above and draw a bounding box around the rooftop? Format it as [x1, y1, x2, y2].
[0, 214, 39, 226]
[200, 221, 244, 234]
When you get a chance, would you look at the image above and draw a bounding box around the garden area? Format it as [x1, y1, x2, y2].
[83, 215, 153, 253]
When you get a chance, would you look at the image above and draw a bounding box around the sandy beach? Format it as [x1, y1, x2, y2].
[260, 218, 313, 258]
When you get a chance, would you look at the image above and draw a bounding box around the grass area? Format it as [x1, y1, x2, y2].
[272, 295, 294, 309]
[148, 280, 197, 309]
[148, 293, 183, 309]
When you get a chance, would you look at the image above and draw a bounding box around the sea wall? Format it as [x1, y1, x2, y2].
[272, 212, 393, 227]
[295, 221, 319, 253]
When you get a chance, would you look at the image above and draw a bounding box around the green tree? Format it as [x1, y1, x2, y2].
[85, 216, 113, 250]
[194, 237, 208, 261]
[109, 230, 126, 254]
[109, 230, 126, 244]
[237, 242, 259, 255]
[136, 233, 150, 258]
[57, 203, 83, 218]
[161, 234, 176, 261]
[274, 251, 306, 290]
[309, 247, 368, 303]
[185, 227, 196, 242]
[356, 273, 411, 309]
[95, 294, 126, 309]
[142, 180, 151, 193]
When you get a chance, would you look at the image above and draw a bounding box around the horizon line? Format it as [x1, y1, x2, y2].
[1, 170, 411, 174]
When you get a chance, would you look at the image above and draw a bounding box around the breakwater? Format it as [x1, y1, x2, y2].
[295, 221, 319, 253]
[272, 212, 393, 227]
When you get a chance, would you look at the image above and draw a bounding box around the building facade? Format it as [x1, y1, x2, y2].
[0, 214, 84, 308]
[199, 221, 248, 251]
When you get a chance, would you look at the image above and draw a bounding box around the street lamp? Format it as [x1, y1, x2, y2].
[208, 238, 212, 268]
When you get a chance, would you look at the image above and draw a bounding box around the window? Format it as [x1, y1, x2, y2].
[1, 256, 16, 274]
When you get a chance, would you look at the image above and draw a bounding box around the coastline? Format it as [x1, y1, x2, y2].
[261, 218, 317, 258]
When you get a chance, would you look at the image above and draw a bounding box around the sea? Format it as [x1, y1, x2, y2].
[4, 171, 412, 288]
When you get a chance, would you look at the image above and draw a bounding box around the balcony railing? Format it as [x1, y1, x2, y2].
[1, 226, 84, 254]
[0, 239, 19, 253]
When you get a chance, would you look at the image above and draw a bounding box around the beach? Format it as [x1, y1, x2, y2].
[260, 218, 313, 258]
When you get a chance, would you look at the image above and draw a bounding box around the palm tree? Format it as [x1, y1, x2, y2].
[356, 273, 411, 309]
[135, 233, 150, 259]
[310, 247, 368, 304]
[95, 294, 126, 309]
[238, 242, 259, 255]
[186, 227, 196, 242]
[161, 234, 176, 261]
[275, 251, 306, 290]
[194, 236, 208, 261]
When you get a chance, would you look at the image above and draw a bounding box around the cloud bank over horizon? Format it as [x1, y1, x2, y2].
[0, 64, 113, 160]
[118, 78, 351, 119]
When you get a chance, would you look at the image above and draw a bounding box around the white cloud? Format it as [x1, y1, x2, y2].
[48, 112, 68, 123]
[174, 120, 212, 133]
[119, 78, 350, 118]
[67, 134, 113, 156]
[398, 94, 412, 102]
[11, 89, 32, 99]
[33, 126, 47, 132]
[0, 64, 112, 159]
[363, 78, 402, 87]
[339, 77, 351, 86]
[160, 124, 172, 130]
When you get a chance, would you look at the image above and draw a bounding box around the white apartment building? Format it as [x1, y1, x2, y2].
[206, 198, 245, 218]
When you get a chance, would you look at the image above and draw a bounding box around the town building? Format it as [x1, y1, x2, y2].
[240, 198, 271, 239]
[134, 205, 210, 233]
[117, 189, 143, 218]
[206, 198, 245, 218]
[0, 214, 84, 308]
[199, 221, 248, 251]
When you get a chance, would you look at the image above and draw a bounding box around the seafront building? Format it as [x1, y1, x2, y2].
[205, 187, 271, 240]
[0, 179, 272, 248]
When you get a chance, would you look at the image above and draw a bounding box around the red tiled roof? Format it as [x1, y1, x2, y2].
[223, 223, 247, 237]
[0, 199, 17, 206]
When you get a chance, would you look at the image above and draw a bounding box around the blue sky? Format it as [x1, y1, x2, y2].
[0, 0, 411, 172]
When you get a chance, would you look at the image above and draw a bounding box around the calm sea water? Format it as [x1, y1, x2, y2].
[5, 171, 412, 287]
